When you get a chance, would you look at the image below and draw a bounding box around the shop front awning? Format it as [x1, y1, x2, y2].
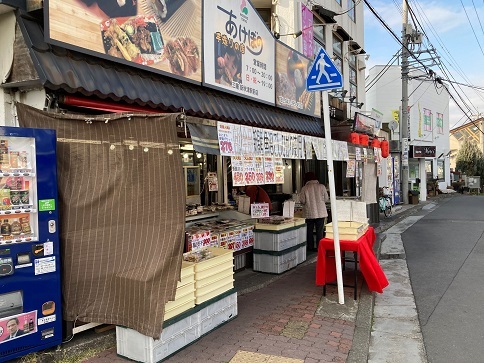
[10, 12, 324, 137]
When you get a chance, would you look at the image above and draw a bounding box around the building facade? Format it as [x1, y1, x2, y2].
[366, 65, 451, 201]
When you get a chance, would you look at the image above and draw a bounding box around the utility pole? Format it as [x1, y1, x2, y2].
[401, 0, 409, 204]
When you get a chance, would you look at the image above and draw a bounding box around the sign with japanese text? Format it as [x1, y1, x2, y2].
[275, 42, 321, 117]
[263, 129, 284, 157]
[203, 0, 275, 104]
[240, 125, 255, 154]
[251, 203, 270, 218]
[46, 0, 202, 82]
[243, 156, 257, 185]
[354, 112, 378, 135]
[218, 122, 240, 155]
[263, 157, 276, 184]
[346, 160, 356, 178]
[305, 136, 313, 159]
[231, 156, 245, 186]
[254, 156, 265, 184]
[274, 158, 285, 184]
[208, 172, 218, 191]
[300, 2, 314, 58]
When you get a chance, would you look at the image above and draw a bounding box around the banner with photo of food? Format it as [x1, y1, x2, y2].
[203, 0, 276, 105]
[275, 42, 321, 117]
[45, 0, 202, 82]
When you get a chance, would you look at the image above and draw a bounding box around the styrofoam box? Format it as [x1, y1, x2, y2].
[254, 228, 299, 251]
[117, 291, 237, 363]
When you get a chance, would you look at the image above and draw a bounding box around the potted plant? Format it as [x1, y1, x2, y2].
[408, 190, 419, 204]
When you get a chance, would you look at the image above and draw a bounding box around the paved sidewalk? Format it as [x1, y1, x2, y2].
[14, 196, 448, 363]
[84, 258, 361, 363]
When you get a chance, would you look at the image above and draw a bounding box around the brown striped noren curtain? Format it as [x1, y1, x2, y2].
[17, 103, 186, 338]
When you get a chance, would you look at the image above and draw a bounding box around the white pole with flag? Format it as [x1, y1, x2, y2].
[306, 47, 345, 304]
[321, 90, 344, 304]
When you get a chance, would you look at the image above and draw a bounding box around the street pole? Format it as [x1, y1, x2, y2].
[401, 0, 409, 204]
[322, 90, 344, 305]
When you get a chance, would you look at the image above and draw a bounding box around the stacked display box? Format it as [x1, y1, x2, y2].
[117, 290, 237, 363]
[194, 247, 234, 304]
[325, 221, 368, 241]
[252, 223, 307, 274]
[164, 261, 195, 320]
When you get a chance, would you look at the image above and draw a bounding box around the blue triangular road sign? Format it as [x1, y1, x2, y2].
[306, 48, 343, 92]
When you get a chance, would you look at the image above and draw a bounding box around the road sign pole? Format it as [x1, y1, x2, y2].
[322, 90, 344, 305]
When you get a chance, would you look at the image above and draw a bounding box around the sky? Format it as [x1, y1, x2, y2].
[363, 0, 484, 129]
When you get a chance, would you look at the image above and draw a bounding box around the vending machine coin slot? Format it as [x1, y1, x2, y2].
[48, 220, 56, 233]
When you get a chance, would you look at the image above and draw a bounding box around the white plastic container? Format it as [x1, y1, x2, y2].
[254, 227, 299, 251]
[117, 290, 237, 363]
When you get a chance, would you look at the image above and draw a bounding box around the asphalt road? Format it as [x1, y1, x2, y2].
[402, 195, 484, 363]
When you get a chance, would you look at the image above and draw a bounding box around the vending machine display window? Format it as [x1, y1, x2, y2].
[0, 136, 38, 245]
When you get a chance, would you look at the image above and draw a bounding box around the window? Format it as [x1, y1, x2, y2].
[313, 19, 325, 46]
[437, 160, 445, 180]
[333, 34, 343, 75]
[256, 8, 271, 29]
[335, 0, 342, 5]
[347, 0, 356, 22]
[349, 52, 357, 98]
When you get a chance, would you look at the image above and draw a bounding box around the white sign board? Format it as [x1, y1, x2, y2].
[203, 0, 275, 104]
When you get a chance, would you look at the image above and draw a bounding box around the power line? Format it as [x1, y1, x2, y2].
[471, 0, 484, 39]
[407, 0, 484, 114]
[365, 52, 400, 91]
[459, 0, 484, 57]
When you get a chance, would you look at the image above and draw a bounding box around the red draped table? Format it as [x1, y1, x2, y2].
[316, 226, 389, 294]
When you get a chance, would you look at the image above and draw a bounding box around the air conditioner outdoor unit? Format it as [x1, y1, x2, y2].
[389, 140, 401, 152]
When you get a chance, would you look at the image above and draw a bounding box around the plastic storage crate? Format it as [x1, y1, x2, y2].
[254, 226, 299, 251]
[117, 290, 237, 363]
[253, 242, 306, 274]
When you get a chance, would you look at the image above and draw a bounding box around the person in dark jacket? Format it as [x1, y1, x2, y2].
[5, 317, 25, 340]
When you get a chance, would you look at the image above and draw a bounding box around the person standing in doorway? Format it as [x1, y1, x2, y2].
[299, 172, 329, 252]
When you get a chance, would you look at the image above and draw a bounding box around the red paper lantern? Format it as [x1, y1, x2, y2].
[348, 132, 359, 144]
[381, 140, 389, 158]
[371, 138, 381, 148]
[359, 134, 369, 146]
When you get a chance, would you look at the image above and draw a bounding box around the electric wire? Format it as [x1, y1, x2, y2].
[365, 51, 400, 91]
[471, 0, 484, 39]
[406, 0, 484, 118]
[459, 0, 484, 57]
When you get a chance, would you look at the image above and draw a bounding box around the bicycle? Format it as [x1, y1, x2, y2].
[378, 187, 393, 218]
